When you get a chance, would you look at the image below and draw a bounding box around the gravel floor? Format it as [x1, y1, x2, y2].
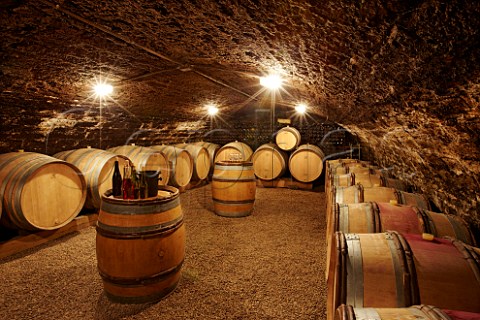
[0, 185, 327, 320]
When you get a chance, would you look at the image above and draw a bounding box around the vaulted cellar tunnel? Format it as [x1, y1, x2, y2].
[1, 0, 480, 319]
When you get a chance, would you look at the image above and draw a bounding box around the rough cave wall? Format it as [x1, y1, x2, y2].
[319, 1, 480, 228]
[0, 94, 211, 155]
[345, 86, 480, 228]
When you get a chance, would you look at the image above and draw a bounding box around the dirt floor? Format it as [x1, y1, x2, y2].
[0, 185, 327, 320]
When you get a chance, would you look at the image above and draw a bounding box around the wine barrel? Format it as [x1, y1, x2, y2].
[175, 143, 211, 181]
[335, 304, 480, 320]
[397, 191, 431, 211]
[333, 185, 430, 209]
[251, 143, 288, 180]
[327, 186, 431, 238]
[150, 145, 193, 188]
[107, 145, 169, 186]
[215, 141, 253, 162]
[53, 148, 129, 209]
[325, 159, 361, 188]
[330, 173, 406, 190]
[96, 186, 185, 303]
[419, 209, 477, 246]
[289, 144, 325, 183]
[192, 141, 220, 173]
[332, 202, 476, 245]
[275, 126, 301, 151]
[327, 232, 480, 320]
[211, 161, 256, 217]
[0, 152, 86, 230]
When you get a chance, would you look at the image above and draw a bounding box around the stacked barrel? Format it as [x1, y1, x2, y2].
[252, 126, 325, 184]
[0, 151, 87, 231]
[211, 141, 256, 217]
[325, 158, 480, 320]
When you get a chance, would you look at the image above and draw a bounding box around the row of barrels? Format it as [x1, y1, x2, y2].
[324, 159, 480, 320]
[0, 133, 319, 233]
[0, 142, 219, 232]
[217, 141, 325, 183]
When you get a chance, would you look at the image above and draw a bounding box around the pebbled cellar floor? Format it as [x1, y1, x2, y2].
[0, 185, 327, 320]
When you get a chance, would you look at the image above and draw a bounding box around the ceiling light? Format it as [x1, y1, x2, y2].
[207, 105, 218, 116]
[260, 74, 283, 90]
[94, 83, 113, 97]
[295, 104, 307, 114]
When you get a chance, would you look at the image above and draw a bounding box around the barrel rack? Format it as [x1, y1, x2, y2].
[0, 213, 98, 259]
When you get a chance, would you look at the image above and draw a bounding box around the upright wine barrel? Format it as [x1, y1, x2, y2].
[215, 141, 253, 162]
[289, 144, 325, 183]
[96, 186, 185, 303]
[335, 304, 480, 320]
[107, 145, 169, 186]
[150, 145, 193, 188]
[327, 232, 480, 320]
[0, 152, 86, 230]
[175, 143, 211, 181]
[53, 148, 129, 209]
[192, 141, 220, 173]
[332, 202, 476, 245]
[275, 126, 301, 151]
[211, 161, 256, 217]
[251, 143, 288, 180]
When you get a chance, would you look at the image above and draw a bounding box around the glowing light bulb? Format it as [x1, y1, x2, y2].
[94, 83, 113, 97]
[207, 105, 218, 116]
[260, 74, 283, 90]
[295, 104, 307, 114]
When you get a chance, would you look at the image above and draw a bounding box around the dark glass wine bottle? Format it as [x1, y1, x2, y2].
[112, 160, 122, 198]
[139, 171, 147, 199]
[122, 160, 134, 200]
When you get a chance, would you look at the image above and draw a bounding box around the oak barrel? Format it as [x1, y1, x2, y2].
[53, 148, 129, 209]
[211, 161, 256, 217]
[325, 159, 368, 194]
[327, 186, 431, 242]
[107, 145, 169, 186]
[275, 126, 301, 151]
[333, 185, 430, 209]
[289, 144, 325, 182]
[252, 143, 288, 180]
[150, 145, 193, 188]
[175, 143, 211, 181]
[335, 304, 480, 320]
[215, 141, 253, 162]
[192, 141, 220, 173]
[327, 232, 480, 320]
[0, 152, 86, 230]
[96, 186, 185, 303]
[332, 202, 475, 245]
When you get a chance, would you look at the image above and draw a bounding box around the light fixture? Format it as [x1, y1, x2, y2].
[207, 104, 218, 116]
[260, 74, 283, 90]
[94, 83, 113, 98]
[295, 103, 307, 114]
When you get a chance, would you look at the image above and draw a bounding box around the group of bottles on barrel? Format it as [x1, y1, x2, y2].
[112, 160, 148, 199]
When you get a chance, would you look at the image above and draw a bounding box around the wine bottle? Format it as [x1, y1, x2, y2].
[139, 170, 147, 199]
[112, 160, 122, 198]
[122, 160, 134, 200]
[131, 165, 139, 199]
